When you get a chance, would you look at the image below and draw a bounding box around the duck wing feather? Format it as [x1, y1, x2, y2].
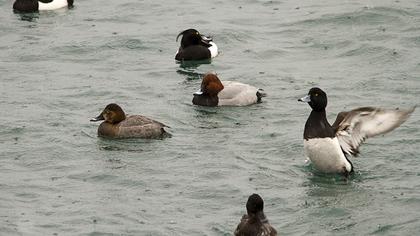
[120, 115, 168, 128]
[332, 106, 415, 156]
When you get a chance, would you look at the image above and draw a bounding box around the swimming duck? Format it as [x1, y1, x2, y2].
[234, 194, 277, 236]
[299, 87, 415, 175]
[13, 0, 73, 13]
[90, 103, 169, 139]
[192, 73, 265, 106]
[175, 29, 218, 61]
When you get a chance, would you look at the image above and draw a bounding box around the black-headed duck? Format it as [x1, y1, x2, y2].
[234, 194, 277, 236]
[13, 0, 73, 13]
[175, 29, 218, 61]
[298, 87, 415, 175]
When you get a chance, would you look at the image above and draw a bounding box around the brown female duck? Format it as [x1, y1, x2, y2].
[90, 103, 169, 139]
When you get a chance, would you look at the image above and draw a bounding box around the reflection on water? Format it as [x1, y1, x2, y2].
[15, 12, 39, 22]
[176, 60, 212, 80]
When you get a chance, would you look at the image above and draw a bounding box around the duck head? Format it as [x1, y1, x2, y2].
[194, 73, 224, 97]
[90, 103, 126, 124]
[176, 29, 211, 48]
[246, 193, 264, 216]
[298, 87, 328, 111]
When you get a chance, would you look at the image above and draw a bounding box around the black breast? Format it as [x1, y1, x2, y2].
[13, 0, 39, 12]
[192, 94, 218, 107]
[175, 45, 211, 61]
[304, 110, 335, 140]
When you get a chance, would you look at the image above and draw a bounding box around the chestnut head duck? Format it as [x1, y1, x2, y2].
[192, 73, 265, 107]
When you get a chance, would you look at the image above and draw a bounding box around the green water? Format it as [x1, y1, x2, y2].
[1, 0, 419, 235]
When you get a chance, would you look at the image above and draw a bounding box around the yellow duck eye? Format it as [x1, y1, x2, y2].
[314, 93, 319, 97]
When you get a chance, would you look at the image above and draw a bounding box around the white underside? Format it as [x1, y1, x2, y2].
[208, 42, 218, 58]
[38, 0, 68, 10]
[304, 137, 352, 173]
[218, 81, 259, 106]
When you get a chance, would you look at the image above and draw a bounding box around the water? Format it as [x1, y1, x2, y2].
[1, 0, 420, 235]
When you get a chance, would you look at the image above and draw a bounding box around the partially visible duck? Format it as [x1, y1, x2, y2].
[234, 194, 277, 236]
[299, 87, 415, 175]
[192, 73, 265, 106]
[175, 29, 218, 61]
[13, 0, 73, 13]
[90, 103, 169, 139]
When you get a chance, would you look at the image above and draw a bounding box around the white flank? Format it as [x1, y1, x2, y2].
[38, 0, 68, 11]
[217, 81, 259, 106]
[304, 137, 352, 173]
[208, 42, 218, 58]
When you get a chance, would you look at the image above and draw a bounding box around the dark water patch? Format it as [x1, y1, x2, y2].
[289, 7, 407, 28]
[370, 224, 394, 234]
[402, 35, 420, 47]
[338, 44, 395, 58]
[15, 192, 40, 200]
[14, 12, 39, 22]
[87, 232, 118, 236]
[103, 38, 147, 50]
[210, 224, 231, 236]
[176, 69, 203, 80]
[95, 137, 170, 153]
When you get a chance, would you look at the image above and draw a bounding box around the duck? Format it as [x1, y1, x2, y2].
[192, 73, 265, 106]
[298, 87, 415, 176]
[90, 103, 169, 139]
[234, 194, 277, 236]
[175, 29, 218, 61]
[13, 0, 73, 13]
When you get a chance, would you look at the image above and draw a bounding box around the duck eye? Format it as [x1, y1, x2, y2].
[314, 93, 319, 97]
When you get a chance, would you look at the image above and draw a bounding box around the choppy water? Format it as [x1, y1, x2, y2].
[1, 0, 420, 235]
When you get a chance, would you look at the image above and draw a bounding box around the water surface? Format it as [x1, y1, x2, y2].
[1, 0, 420, 235]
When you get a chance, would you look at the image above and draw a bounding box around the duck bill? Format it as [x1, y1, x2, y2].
[200, 35, 212, 46]
[298, 95, 311, 103]
[90, 113, 105, 122]
[201, 35, 213, 41]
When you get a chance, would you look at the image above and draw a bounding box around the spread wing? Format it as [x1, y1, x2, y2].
[332, 106, 415, 156]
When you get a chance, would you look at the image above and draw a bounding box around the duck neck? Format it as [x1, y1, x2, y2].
[304, 109, 335, 139]
[248, 211, 268, 224]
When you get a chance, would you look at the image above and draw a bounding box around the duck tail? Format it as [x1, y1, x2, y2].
[161, 128, 172, 138]
[256, 89, 267, 103]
